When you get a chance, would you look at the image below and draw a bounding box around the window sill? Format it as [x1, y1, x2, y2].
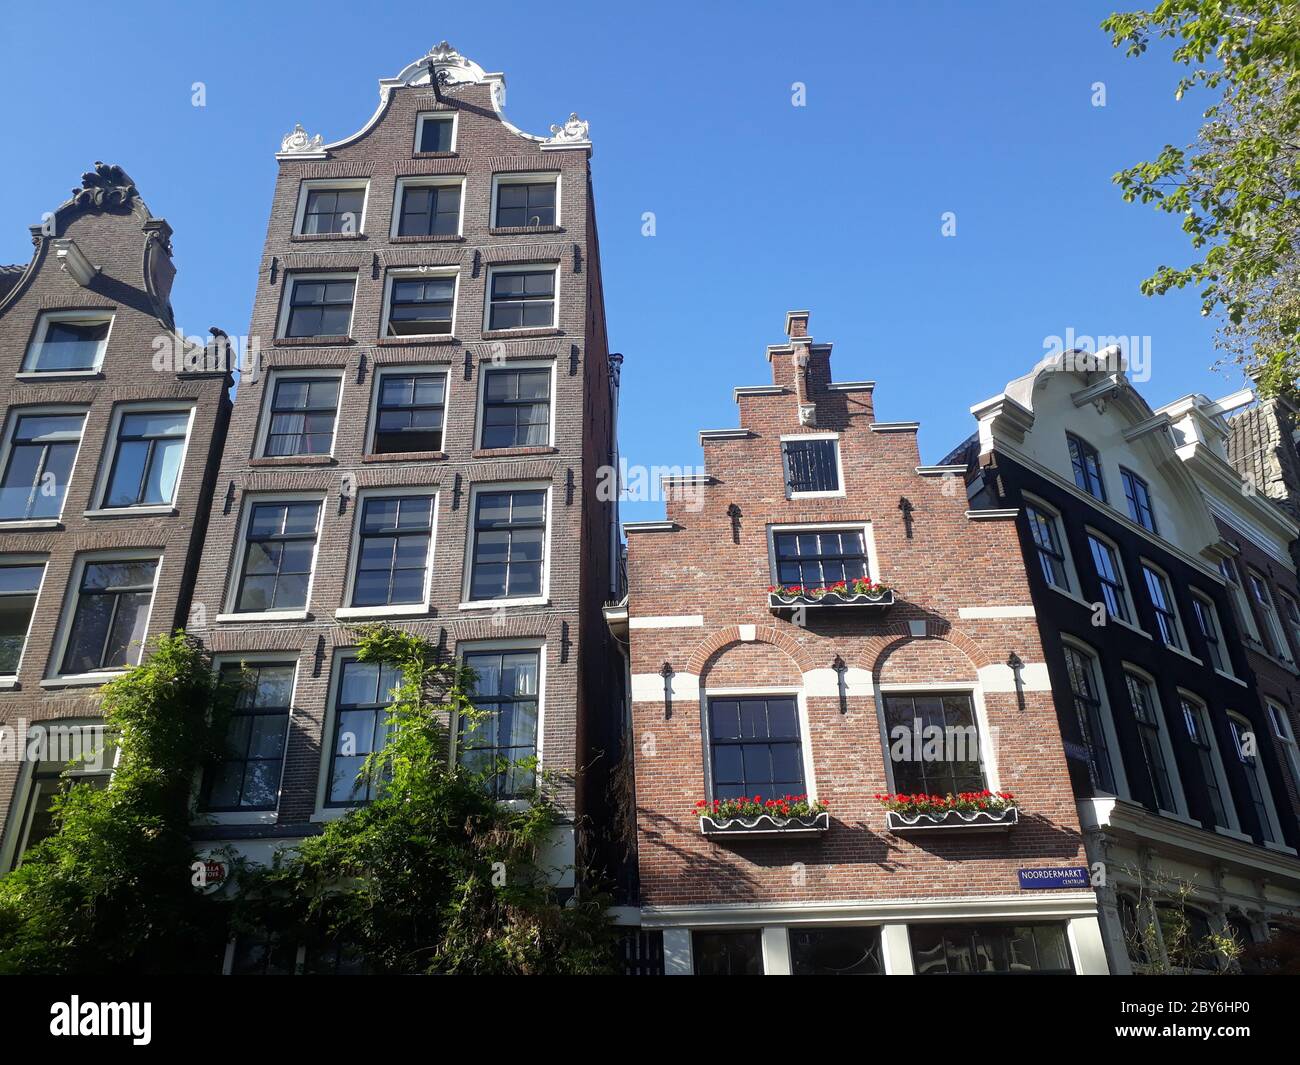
[459, 597, 549, 611]
[40, 672, 127, 689]
[0, 519, 61, 531]
[375, 334, 457, 346]
[471, 446, 558, 459]
[1214, 667, 1248, 688]
[310, 806, 353, 823]
[363, 450, 447, 463]
[788, 490, 846, 500]
[195, 810, 279, 826]
[1109, 615, 1153, 641]
[247, 455, 335, 467]
[273, 336, 353, 347]
[488, 225, 563, 236]
[335, 605, 431, 620]
[1213, 826, 1254, 844]
[411, 151, 458, 161]
[480, 327, 562, 341]
[1164, 643, 1203, 668]
[83, 505, 178, 519]
[214, 610, 310, 623]
[0, 677, 18, 691]
[1156, 809, 1201, 829]
[289, 232, 368, 242]
[388, 234, 464, 244]
[1263, 840, 1299, 856]
[15, 370, 103, 381]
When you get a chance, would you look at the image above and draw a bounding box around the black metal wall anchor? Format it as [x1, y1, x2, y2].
[569, 343, 580, 376]
[222, 480, 236, 516]
[832, 655, 848, 715]
[268, 256, 278, 285]
[899, 496, 915, 539]
[357, 349, 368, 384]
[660, 662, 674, 719]
[561, 620, 571, 664]
[451, 472, 463, 510]
[313, 634, 326, 678]
[463, 347, 473, 381]
[573, 244, 583, 273]
[371, 252, 380, 280]
[565, 468, 575, 505]
[727, 503, 742, 545]
[1007, 652, 1025, 712]
[472, 249, 481, 278]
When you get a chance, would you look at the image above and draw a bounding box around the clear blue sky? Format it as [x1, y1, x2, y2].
[0, 0, 1240, 523]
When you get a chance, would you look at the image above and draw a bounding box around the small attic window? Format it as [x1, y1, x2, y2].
[415, 114, 455, 154]
[22, 311, 112, 374]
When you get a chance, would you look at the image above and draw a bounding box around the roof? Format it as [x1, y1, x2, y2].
[1226, 400, 1300, 520]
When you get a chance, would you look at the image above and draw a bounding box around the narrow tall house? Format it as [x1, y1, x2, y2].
[0, 165, 232, 871]
[615, 311, 1105, 976]
[964, 353, 1300, 974]
[187, 45, 621, 916]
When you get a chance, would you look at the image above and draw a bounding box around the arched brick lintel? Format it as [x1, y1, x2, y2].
[861, 621, 993, 674]
[685, 625, 817, 675]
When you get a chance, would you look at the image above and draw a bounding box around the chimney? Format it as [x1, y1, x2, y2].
[785, 310, 810, 340]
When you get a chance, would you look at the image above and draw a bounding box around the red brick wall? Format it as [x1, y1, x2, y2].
[626, 315, 1086, 909]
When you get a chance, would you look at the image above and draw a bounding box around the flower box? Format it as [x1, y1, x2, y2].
[699, 811, 831, 837]
[768, 589, 895, 611]
[885, 806, 1018, 833]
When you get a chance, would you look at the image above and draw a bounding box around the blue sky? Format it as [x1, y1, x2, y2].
[0, 0, 1240, 523]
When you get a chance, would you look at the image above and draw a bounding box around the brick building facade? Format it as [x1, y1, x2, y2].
[0, 164, 232, 870]
[616, 311, 1106, 975]
[184, 42, 622, 941]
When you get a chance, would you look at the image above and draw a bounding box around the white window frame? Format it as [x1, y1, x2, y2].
[218, 492, 325, 622]
[87, 400, 196, 516]
[336, 486, 439, 619]
[0, 405, 88, 526]
[0, 553, 48, 684]
[0, 717, 117, 872]
[1266, 699, 1300, 800]
[1120, 662, 1191, 820]
[460, 481, 552, 610]
[196, 653, 300, 825]
[1189, 590, 1233, 679]
[699, 685, 819, 804]
[1227, 710, 1288, 849]
[1219, 556, 1262, 643]
[871, 680, 1000, 794]
[780, 432, 845, 499]
[44, 548, 163, 686]
[1140, 558, 1193, 660]
[312, 649, 404, 821]
[765, 521, 881, 589]
[390, 176, 467, 240]
[1178, 690, 1244, 838]
[366, 363, 453, 457]
[482, 262, 560, 333]
[1083, 526, 1140, 633]
[452, 636, 548, 809]
[1275, 589, 1300, 661]
[413, 111, 458, 154]
[379, 267, 460, 339]
[475, 358, 557, 450]
[489, 171, 562, 228]
[292, 178, 370, 237]
[1247, 568, 1292, 663]
[1060, 634, 1129, 799]
[276, 271, 358, 340]
[20, 310, 114, 376]
[1022, 492, 1080, 596]
[253, 368, 346, 460]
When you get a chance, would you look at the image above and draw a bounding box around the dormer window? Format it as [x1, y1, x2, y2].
[23, 312, 112, 374]
[781, 436, 841, 495]
[415, 114, 455, 154]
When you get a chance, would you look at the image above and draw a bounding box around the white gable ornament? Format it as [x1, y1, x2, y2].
[545, 112, 590, 146]
[279, 123, 324, 155]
